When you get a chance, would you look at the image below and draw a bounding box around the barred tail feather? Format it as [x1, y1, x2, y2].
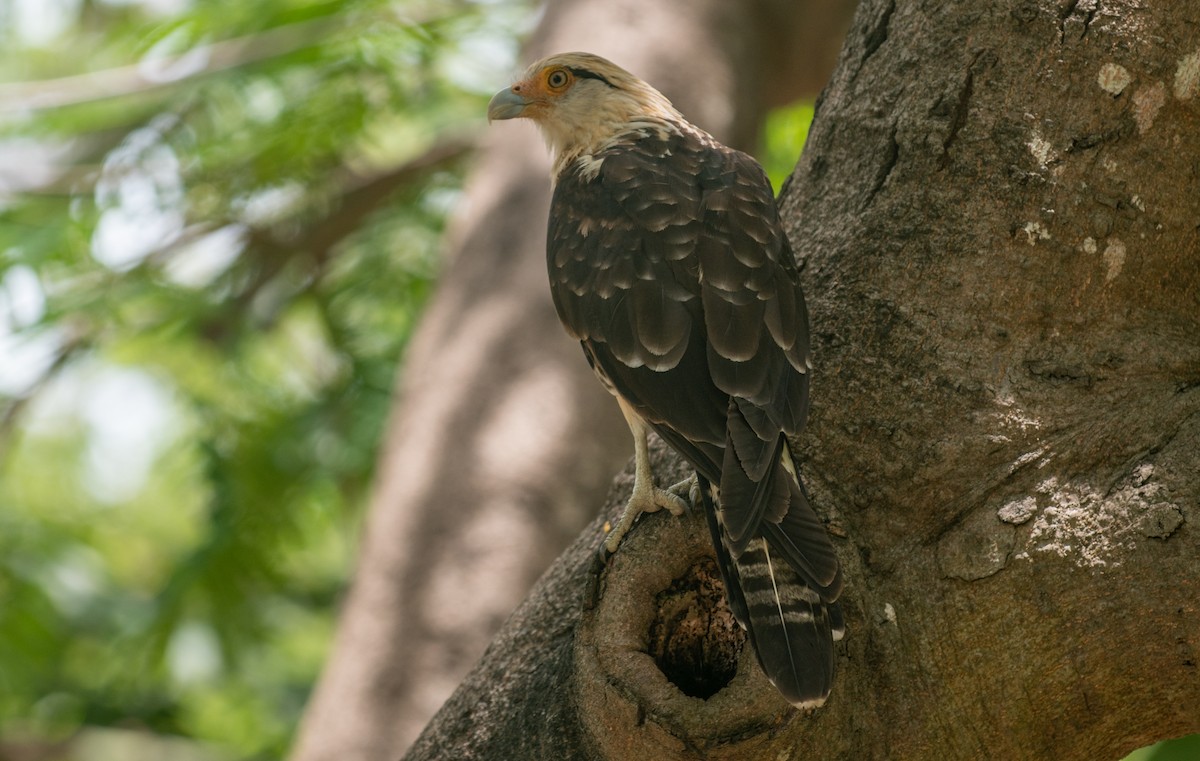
[735, 538, 836, 709]
[698, 475, 839, 709]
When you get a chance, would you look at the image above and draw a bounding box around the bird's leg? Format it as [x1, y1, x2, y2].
[605, 399, 689, 553]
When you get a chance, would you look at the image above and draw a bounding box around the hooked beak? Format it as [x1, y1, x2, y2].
[487, 86, 530, 122]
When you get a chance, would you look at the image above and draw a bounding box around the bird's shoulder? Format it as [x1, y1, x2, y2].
[548, 122, 785, 269]
[553, 121, 769, 210]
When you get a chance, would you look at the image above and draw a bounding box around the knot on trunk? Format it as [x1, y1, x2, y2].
[573, 505, 795, 759]
[648, 557, 745, 699]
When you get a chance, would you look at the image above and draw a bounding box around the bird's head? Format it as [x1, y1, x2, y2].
[488, 52, 682, 169]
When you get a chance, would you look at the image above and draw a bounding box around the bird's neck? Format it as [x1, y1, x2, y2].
[548, 114, 687, 181]
[541, 86, 685, 180]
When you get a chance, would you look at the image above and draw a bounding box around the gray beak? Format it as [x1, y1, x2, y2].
[487, 86, 529, 122]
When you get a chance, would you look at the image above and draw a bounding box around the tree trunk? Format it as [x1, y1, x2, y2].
[288, 2, 856, 760]
[402, 0, 1200, 758]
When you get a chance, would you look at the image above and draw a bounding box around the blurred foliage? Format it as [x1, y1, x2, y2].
[1126, 735, 1200, 761]
[760, 99, 814, 194]
[1123, 729, 1200, 758]
[0, 2, 1193, 760]
[0, 0, 527, 758]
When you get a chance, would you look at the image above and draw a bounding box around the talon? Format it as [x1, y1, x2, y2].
[604, 482, 689, 552]
[595, 540, 613, 567]
[655, 485, 689, 516]
[666, 474, 699, 512]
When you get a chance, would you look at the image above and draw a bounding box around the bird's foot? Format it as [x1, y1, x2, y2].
[666, 474, 700, 510]
[603, 479, 689, 554]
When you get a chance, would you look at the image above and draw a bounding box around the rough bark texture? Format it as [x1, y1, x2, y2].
[288, 2, 856, 760]
[402, 1, 1200, 759]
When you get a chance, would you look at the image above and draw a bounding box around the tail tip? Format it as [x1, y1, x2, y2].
[767, 677, 831, 711]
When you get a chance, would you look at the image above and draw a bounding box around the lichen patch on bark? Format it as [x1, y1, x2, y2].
[1097, 62, 1131, 95]
[1174, 48, 1200, 99]
[1132, 82, 1166, 133]
[1022, 471, 1182, 567]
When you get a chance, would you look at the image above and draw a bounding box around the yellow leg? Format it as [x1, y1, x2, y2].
[605, 398, 689, 553]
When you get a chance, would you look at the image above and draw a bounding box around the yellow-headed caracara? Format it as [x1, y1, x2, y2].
[488, 52, 844, 709]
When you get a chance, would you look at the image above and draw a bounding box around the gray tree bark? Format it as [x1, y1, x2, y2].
[288, 2, 856, 760]
[401, 0, 1200, 758]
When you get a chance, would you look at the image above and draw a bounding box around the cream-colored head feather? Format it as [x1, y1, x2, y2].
[487, 52, 685, 174]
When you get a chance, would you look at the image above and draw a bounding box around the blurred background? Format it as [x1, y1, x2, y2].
[0, 1, 524, 759]
[0, 1, 1193, 760]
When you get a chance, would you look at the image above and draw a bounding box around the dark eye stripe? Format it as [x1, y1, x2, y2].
[567, 67, 615, 88]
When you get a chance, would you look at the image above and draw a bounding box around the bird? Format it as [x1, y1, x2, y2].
[488, 52, 844, 709]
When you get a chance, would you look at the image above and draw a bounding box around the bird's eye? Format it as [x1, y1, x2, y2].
[547, 69, 570, 89]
